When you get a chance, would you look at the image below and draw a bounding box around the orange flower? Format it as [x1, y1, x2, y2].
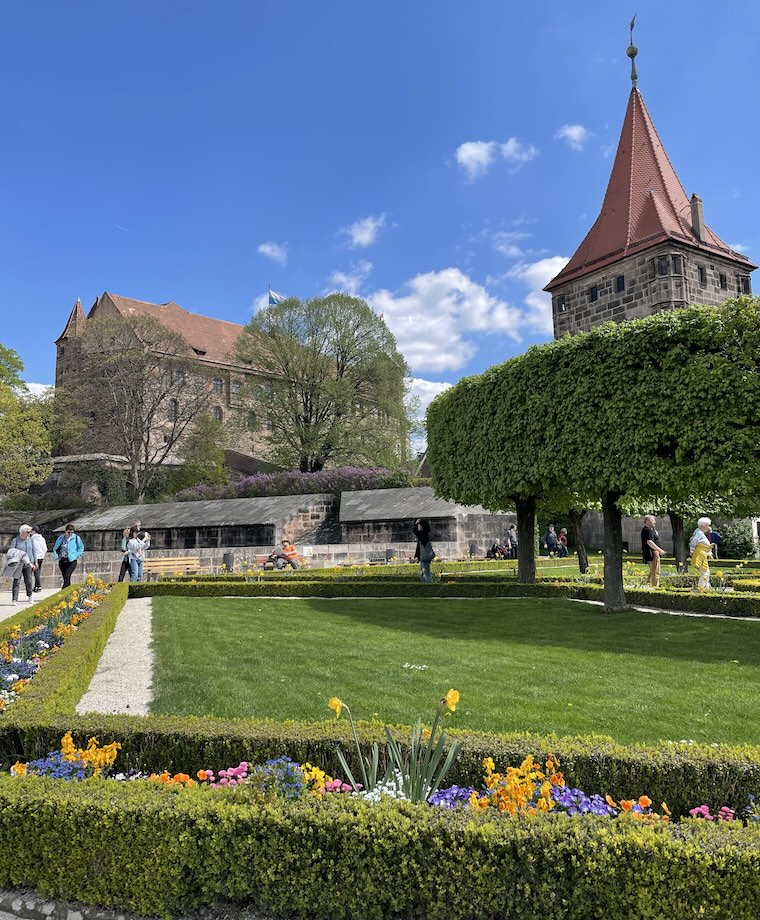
[620, 800, 633, 812]
[638, 795, 652, 809]
[605, 795, 617, 808]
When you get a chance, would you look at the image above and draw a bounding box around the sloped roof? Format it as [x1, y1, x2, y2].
[55, 299, 86, 343]
[59, 494, 334, 532]
[339, 487, 505, 522]
[93, 293, 249, 368]
[546, 90, 756, 291]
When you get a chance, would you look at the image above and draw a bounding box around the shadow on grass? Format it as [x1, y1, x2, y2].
[285, 595, 760, 667]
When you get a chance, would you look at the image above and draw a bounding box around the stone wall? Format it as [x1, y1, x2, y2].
[581, 511, 674, 555]
[552, 244, 752, 337]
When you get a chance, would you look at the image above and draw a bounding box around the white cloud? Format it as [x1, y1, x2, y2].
[729, 242, 749, 254]
[257, 241, 288, 265]
[501, 137, 538, 164]
[368, 268, 521, 373]
[23, 382, 53, 400]
[493, 230, 531, 259]
[341, 213, 387, 248]
[327, 260, 373, 296]
[554, 124, 592, 151]
[455, 141, 497, 181]
[409, 377, 453, 451]
[508, 256, 570, 335]
[249, 293, 270, 314]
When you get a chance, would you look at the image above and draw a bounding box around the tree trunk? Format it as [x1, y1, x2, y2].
[602, 490, 627, 611]
[668, 510, 686, 573]
[570, 508, 589, 574]
[515, 496, 537, 584]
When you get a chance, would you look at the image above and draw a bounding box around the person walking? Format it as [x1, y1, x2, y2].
[558, 528, 569, 558]
[127, 530, 150, 582]
[30, 525, 48, 592]
[707, 526, 722, 561]
[413, 518, 431, 564]
[507, 524, 518, 560]
[418, 533, 435, 583]
[4, 524, 37, 605]
[118, 528, 137, 582]
[542, 524, 560, 556]
[641, 515, 666, 587]
[690, 517, 714, 591]
[53, 525, 85, 588]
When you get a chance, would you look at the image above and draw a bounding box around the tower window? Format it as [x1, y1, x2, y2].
[657, 257, 669, 276]
[556, 294, 567, 312]
[212, 377, 223, 395]
[719, 273, 727, 290]
[615, 275, 625, 293]
[671, 255, 681, 275]
[589, 285, 598, 303]
[698, 265, 707, 286]
[739, 275, 752, 295]
[213, 406, 223, 423]
[231, 380, 242, 396]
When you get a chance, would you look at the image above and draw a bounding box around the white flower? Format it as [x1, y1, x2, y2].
[5, 674, 19, 683]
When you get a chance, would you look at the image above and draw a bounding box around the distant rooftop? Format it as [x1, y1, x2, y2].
[339, 487, 503, 522]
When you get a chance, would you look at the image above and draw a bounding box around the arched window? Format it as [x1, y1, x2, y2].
[167, 399, 178, 422]
[213, 406, 223, 423]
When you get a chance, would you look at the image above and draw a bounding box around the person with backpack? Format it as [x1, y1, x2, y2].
[418, 534, 436, 583]
[53, 524, 85, 588]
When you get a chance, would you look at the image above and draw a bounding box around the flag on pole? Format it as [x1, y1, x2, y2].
[268, 287, 285, 306]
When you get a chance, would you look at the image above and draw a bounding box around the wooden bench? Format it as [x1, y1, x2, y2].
[367, 551, 389, 565]
[143, 557, 201, 580]
[254, 553, 276, 571]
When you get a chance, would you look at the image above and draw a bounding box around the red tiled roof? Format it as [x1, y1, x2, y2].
[92, 293, 252, 368]
[545, 90, 756, 291]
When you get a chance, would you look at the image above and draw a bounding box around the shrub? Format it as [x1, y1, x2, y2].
[1, 779, 760, 917]
[720, 521, 758, 560]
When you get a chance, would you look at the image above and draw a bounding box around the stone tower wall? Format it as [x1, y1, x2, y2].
[552, 244, 753, 337]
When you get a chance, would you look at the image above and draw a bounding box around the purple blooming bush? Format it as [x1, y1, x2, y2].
[174, 467, 413, 502]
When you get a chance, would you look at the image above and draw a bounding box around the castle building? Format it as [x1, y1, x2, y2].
[545, 36, 756, 337]
[55, 291, 271, 456]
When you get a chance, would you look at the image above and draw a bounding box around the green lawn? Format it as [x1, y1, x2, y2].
[150, 596, 760, 745]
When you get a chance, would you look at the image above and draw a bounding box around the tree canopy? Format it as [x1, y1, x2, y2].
[427, 298, 760, 608]
[236, 293, 413, 472]
[0, 344, 52, 495]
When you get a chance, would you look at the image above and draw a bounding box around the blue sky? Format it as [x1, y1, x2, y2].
[2, 0, 759, 417]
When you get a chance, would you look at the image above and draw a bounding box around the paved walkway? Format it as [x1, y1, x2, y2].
[0, 588, 66, 623]
[76, 597, 153, 716]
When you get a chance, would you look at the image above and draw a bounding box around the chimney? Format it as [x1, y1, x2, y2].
[690, 193, 705, 242]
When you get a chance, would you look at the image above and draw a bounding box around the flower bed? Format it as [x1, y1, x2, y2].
[0, 578, 110, 713]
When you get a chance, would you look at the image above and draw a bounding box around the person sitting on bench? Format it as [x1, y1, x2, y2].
[275, 540, 298, 570]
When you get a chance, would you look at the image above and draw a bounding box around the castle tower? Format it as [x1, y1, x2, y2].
[545, 26, 756, 337]
[54, 298, 87, 389]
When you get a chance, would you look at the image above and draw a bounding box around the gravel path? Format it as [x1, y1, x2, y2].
[76, 597, 154, 715]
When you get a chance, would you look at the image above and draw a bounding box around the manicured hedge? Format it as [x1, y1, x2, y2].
[127, 577, 760, 617]
[1, 778, 760, 918]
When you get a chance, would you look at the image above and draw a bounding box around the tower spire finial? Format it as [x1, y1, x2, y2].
[627, 15, 639, 90]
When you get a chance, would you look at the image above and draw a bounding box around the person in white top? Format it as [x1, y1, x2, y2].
[689, 517, 714, 591]
[127, 530, 151, 582]
[30, 525, 48, 593]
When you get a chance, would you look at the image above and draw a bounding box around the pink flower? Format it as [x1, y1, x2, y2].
[717, 807, 735, 822]
[689, 805, 714, 820]
[219, 778, 229, 786]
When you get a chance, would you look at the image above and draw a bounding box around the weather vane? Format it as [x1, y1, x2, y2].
[627, 15, 639, 89]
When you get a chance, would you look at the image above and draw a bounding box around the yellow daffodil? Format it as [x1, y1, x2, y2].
[328, 696, 344, 719]
[11, 761, 27, 777]
[444, 689, 460, 712]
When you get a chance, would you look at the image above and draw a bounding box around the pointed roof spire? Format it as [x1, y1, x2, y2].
[545, 89, 756, 291]
[627, 15, 639, 90]
[55, 297, 87, 344]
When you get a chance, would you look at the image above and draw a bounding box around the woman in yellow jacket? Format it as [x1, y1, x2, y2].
[689, 517, 714, 591]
